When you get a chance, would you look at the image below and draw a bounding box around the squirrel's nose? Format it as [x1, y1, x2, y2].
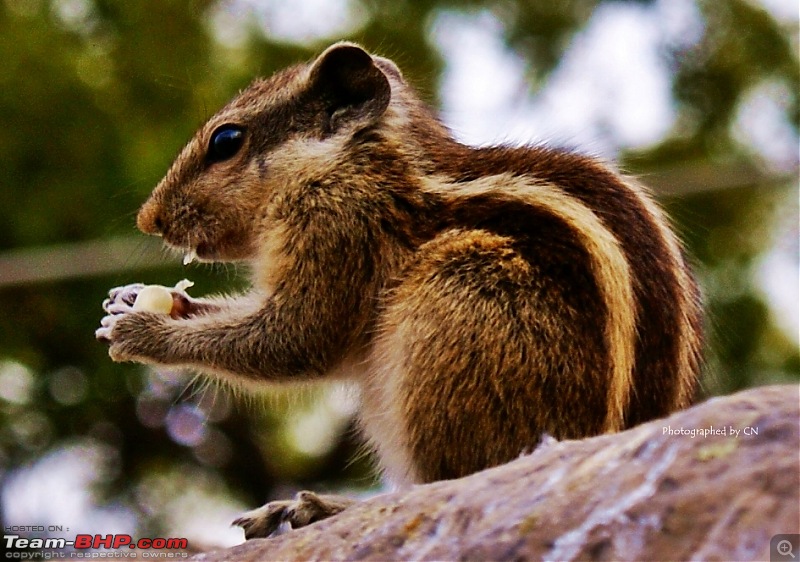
[137, 199, 164, 236]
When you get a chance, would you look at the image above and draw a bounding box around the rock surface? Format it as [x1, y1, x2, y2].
[191, 384, 800, 561]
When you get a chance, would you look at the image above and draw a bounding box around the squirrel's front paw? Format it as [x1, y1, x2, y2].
[96, 284, 165, 363]
[97, 312, 163, 363]
[106, 283, 147, 311]
[95, 283, 145, 344]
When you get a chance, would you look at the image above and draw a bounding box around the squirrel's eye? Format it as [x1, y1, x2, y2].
[207, 124, 244, 163]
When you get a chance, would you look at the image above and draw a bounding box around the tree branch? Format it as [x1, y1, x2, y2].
[190, 384, 799, 561]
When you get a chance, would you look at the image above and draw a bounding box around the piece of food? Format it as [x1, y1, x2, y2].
[132, 285, 174, 314]
[174, 279, 194, 292]
[131, 279, 194, 314]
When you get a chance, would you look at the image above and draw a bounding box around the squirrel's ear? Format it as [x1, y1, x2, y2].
[308, 43, 391, 133]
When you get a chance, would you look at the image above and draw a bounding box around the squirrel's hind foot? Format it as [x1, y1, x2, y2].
[233, 491, 356, 539]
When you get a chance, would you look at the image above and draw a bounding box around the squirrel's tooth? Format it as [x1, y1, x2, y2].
[183, 250, 197, 266]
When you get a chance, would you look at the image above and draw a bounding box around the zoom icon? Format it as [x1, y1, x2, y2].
[772, 535, 799, 561]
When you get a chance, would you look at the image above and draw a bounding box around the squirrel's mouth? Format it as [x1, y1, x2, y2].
[179, 241, 229, 264]
[182, 243, 215, 264]
[177, 243, 211, 265]
[174, 232, 256, 265]
[182, 249, 198, 266]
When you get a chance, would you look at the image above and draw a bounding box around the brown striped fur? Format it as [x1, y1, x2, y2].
[104, 43, 703, 488]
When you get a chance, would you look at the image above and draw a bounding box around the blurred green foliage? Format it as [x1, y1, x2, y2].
[0, 0, 796, 544]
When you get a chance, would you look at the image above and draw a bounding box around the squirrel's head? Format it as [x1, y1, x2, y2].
[137, 42, 410, 263]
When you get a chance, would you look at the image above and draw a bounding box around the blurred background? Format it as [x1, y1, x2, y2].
[0, 0, 797, 551]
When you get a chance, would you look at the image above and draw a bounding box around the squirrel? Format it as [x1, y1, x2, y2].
[96, 42, 704, 538]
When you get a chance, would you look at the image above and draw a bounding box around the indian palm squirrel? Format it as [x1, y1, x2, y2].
[97, 42, 704, 538]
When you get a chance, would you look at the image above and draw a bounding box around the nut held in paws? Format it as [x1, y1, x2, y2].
[132, 286, 174, 314]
